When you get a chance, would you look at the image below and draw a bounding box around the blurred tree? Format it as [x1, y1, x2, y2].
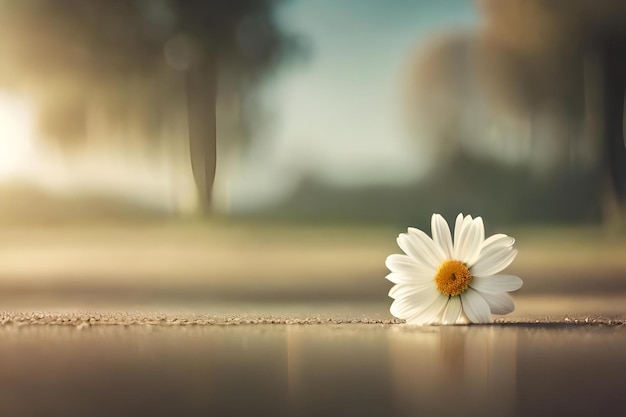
[407, 0, 626, 221]
[0, 0, 298, 210]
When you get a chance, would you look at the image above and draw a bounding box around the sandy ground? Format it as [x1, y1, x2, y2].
[0, 311, 624, 328]
[2, 301, 624, 325]
[1, 294, 625, 326]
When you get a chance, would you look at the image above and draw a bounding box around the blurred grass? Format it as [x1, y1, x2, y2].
[0, 218, 624, 303]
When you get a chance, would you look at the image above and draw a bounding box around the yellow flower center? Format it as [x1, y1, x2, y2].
[434, 260, 472, 296]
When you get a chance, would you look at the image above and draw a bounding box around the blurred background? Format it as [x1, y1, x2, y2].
[0, 0, 625, 307]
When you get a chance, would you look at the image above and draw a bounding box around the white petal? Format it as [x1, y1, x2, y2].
[443, 296, 462, 324]
[456, 310, 471, 325]
[479, 291, 515, 315]
[385, 254, 434, 275]
[453, 214, 471, 252]
[431, 214, 453, 259]
[385, 271, 432, 285]
[481, 234, 515, 253]
[405, 293, 449, 325]
[454, 216, 485, 265]
[397, 228, 445, 269]
[453, 213, 464, 245]
[397, 234, 431, 269]
[470, 248, 518, 277]
[454, 215, 483, 263]
[482, 233, 506, 247]
[460, 288, 492, 323]
[462, 217, 485, 266]
[389, 286, 439, 319]
[389, 297, 419, 319]
[470, 274, 523, 293]
[388, 282, 433, 299]
[432, 305, 449, 325]
[407, 227, 448, 264]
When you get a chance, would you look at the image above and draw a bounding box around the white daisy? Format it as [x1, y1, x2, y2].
[385, 213, 522, 325]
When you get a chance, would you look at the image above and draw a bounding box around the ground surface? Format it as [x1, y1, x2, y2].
[0, 221, 625, 299]
[0, 297, 625, 417]
[0, 222, 624, 416]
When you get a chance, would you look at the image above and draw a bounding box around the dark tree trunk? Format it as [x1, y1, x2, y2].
[602, 40, 626, 202]
[185, 59, 217, 212]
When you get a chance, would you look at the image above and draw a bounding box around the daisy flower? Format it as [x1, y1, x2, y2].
[385, 213, 522, 325]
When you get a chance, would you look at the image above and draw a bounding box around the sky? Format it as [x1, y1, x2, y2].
[0, 0, 478, 214]
[230, 0, 478, 210]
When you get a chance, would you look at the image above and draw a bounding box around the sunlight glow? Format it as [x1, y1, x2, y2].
[0, 92, 37, 178]
[0, 91, 198, 213]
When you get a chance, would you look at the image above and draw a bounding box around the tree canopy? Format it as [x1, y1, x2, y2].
[0, 0, 300, 209]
